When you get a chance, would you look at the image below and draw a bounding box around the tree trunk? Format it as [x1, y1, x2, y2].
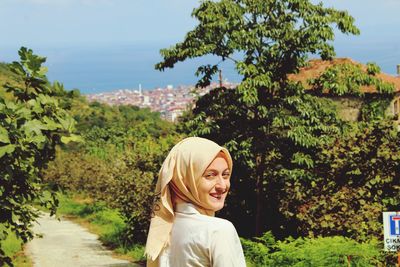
[255, 176, 263, 236]
[255, 154, 264, 236]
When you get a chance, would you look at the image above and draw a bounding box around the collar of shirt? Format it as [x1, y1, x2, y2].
[175, 202, 200, 215]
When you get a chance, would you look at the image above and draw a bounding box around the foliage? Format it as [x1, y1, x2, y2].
[360, 95, 392, 121]
[53, 147, 172, 244]
[102, 141, 178, 246]
[310, 62, 394, 97]
[242, 232, 381, 267]
[280, 119, 400, 241]
[0, 225, 31, 267]
[158, 0, 359, 237]
[69, 100, 176, 160]
[42, 150, 154, 245]
[43, 111, 181, 246]
[74, 101, 172, 136]
[0, 47, 79, 266]
[156, 0, 359, 92]
[180, 85, 344, 238]
[309, 61, 394, 121]
[241, 231, 276, 266]
[42, 149, 114, 196]
[110, 167, 155, 245]
[0, 62, 22, 100]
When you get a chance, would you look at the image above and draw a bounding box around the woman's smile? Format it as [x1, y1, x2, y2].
[198, 154, 231, 212]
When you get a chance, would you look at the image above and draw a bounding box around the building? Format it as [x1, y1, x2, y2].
[289, 58, 400, 121]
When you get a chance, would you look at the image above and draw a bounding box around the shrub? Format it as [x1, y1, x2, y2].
[0, 48, 79, 265]
[242, 233, 381, 267]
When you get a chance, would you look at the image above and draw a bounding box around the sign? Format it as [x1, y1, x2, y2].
[383, 212, 400, 252]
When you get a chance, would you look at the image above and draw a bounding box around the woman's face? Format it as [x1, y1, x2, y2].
[198, 154, 231, 212]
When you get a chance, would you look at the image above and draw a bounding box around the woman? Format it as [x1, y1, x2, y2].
[145, 137, 246, 267]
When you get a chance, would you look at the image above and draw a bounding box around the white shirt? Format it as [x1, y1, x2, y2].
[158, 202, 246, 267]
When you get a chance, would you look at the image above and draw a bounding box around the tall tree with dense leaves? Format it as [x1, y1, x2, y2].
[157, 0, 360, 237]
[0, 48, 80, 265]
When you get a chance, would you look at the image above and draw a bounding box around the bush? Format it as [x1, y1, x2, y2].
[42, 142, 176, 246]
[241, 232, 275, 266]
[42, 149, 114, 197]
[107, 164, 155, 245]
[0, 47, 79, 265]
[242, 232, 381, 267]
[281, 120, 400, 241]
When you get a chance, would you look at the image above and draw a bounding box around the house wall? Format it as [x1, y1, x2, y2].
[328, 96, 363, 122]
[323, 93, 400, 122]
[386, 92, 400, 118]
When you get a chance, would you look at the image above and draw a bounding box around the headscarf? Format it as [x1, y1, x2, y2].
[144, 137, 233, 265]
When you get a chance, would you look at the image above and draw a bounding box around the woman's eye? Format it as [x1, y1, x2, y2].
[203, 171, 230, 179]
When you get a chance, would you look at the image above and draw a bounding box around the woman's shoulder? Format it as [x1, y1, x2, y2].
[175, 212, 235, 231]
[194, 214, 236, 233]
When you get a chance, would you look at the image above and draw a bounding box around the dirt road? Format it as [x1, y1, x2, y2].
[26, 213, 140, 267]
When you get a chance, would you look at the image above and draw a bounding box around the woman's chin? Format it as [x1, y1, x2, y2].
[206, 197, 226, 211]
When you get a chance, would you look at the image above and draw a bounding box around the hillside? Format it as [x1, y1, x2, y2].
[0, 62, 23, 99]
[0, 62, 20, 85]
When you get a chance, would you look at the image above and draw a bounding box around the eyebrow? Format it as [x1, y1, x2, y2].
[204, 168, 230, 173]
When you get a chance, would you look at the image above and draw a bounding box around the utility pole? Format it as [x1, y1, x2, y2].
[219, 69, 223, 87]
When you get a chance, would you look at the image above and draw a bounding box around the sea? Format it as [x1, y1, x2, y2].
[1, 39, 399, 94]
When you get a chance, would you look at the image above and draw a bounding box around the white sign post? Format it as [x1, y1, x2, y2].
[383, 212, 400, 251]
[383, 212, 400, 266]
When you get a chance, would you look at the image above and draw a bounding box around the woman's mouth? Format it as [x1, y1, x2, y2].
[210, 193, 223, 200]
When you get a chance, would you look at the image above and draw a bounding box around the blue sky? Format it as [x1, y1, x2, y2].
[1, 0, 399, 46]
[1, 0, 399, 91]
[0, 0, 199, 46]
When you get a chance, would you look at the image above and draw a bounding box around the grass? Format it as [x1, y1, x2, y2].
[0, 225, 32, 267]
[51, 192, 146, 264]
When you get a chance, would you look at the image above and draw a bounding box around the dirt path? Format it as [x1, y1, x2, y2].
[26, 213, 140, 267]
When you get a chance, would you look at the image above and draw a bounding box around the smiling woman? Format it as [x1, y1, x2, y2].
[145, 137, 246, 267]
[197, 153, 231, 212]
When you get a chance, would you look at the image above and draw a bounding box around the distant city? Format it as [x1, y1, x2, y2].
[85, 81, 237, 122]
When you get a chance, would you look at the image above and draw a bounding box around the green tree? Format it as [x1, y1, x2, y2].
[157, 0, 359, 236]
[281, 119, 400, 241]
[275, 61, 397, 241]
[0, 47, 79, 265]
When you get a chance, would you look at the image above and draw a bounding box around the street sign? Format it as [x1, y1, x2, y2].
[383, 212, 400, 252]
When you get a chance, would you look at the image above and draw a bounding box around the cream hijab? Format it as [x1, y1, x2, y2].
[144, 137, 233, 265]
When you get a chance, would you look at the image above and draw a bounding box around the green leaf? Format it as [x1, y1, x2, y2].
[29, 135, 46, 147]
[23, 119, 47, 135]
[0, 144, 15, 158]
[0, 126, 10, 144]
[57, 116, 75, 132]
[61, 134, 83, 144]
[43, 116, 61, 130]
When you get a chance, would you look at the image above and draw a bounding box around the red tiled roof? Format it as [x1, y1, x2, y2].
[288, 58, 400, 93]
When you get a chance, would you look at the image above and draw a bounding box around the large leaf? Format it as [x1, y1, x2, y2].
[22, 119, 47, 135]
[0, 126, 10, 144]
[43, 116, 61, 130]
[0, 144, 15, 158]
[61, 134, 83, 144]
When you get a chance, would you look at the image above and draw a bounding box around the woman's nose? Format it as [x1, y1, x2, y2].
[215, 176, 227, 191]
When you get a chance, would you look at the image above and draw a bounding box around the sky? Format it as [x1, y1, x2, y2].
[1, 0, 400, 91]
[0, 0, 199, 46]
[0, 0, 398, 46]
